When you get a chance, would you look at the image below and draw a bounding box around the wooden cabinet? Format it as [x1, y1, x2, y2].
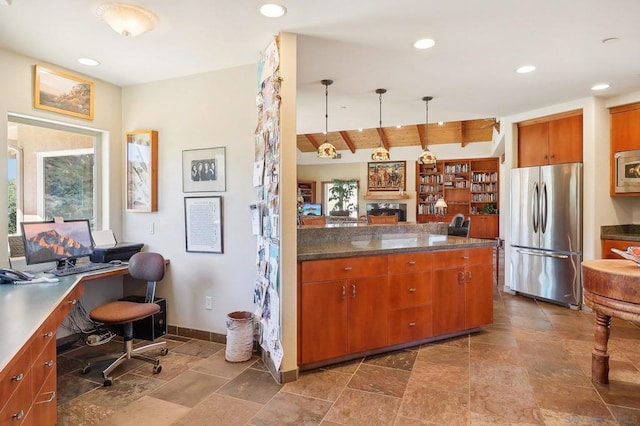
[601, 239, 633, 259]
[416, 157, 499, 239]
[518, 111, 583, 167]
[297, 180, 316, 203]
[299, 256, 388, 365]
[609, 102, 640, 195]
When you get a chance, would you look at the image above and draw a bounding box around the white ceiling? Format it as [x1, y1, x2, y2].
[1, 0, 640, 135]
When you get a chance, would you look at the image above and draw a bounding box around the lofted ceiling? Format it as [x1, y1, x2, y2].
[1, 1, 640, 143]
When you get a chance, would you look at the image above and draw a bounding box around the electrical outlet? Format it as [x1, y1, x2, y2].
[205, 296, 212, 310]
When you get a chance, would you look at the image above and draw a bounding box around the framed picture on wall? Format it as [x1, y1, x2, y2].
[184, 196, 223, 253]
[182, 147, 226, 192]
[126, 130, 158, 212]
[367, 160, 406, 192]
[33, 65, 95, 120]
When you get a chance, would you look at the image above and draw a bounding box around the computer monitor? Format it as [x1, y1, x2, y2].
[301, 202, 322, 216]
[20, 219, 95, 269]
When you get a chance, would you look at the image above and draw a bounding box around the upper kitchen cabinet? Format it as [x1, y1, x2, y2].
[517, 111, 583, 167]
[610, 102, 640, 196]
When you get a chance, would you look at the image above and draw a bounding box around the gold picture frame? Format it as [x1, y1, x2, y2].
[367, 160, 406, 191]
[34, 65, 95, 120]
[126, 130, 158, 212]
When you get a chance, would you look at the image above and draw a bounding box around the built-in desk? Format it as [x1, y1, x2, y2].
[0, 266, 128, 425]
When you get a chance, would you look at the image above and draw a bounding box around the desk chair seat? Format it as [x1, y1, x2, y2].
[82, 252, 168, 386]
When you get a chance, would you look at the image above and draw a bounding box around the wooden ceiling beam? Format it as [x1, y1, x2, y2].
[339, 131, 357, 153]
[304, 134, 320, 149]
[460, 121, 468, 147]
[376, 128, 390, 150]
[416, 124, 426, 149]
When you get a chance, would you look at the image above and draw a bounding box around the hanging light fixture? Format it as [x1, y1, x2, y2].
[317, 79, 338, 159]
[418, 96, 437, 166]
[371, 88, 390, 161]
[95, 2, 159, 38]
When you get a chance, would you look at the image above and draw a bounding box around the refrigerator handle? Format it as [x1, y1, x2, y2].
[540, 181, 548, 234]
[532, 182, 539, 233]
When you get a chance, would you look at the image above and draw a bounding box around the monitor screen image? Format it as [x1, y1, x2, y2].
[21, 220, 94, 267]
[301, 202, 322, 216]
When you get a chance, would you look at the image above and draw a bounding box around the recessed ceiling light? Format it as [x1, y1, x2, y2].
[396, 125, 402, 128]
[516, 65, 536, 74]
[358, 128, 363, 132]
[259, 3, 286, 18]
[591, 83, 610, 91]
[438, 121, 444, 126]
[413, 38, 436, 49]
[78, 57, 100, 66]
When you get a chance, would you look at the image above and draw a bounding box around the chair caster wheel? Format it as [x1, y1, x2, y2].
[161, 348, 168, 356]
[81, 365, 91, 375]
[153, 365, 162, 374]
[103, 378, 113, 387]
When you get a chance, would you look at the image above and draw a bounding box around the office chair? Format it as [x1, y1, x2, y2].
[82, 251, 168, 386]
[448, 214, 471, 237]
[368, 214, 398, 224]
[300, 216, 327, 226]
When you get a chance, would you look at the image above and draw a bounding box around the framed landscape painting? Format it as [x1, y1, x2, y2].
[34, 65, 95, 120]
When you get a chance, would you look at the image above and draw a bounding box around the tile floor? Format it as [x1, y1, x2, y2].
[56, 253, 640, 425]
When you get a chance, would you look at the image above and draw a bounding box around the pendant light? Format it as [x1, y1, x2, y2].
[317, 79, 338, 159]
[418, 96, 437, 165]
[371, 88, 390, 161]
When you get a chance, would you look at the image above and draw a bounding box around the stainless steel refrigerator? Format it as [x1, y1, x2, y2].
[510, 163, 582, 307]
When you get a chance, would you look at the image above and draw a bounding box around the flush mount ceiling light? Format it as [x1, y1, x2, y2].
[516, 65, 536, 74]
[418, 96, 437, 166]
[317, 79, 338, 159]
[591, 83, 610, 91]
[371, 88, 390, 161]
[95, 2, 159, 37]
[413, 38, 435, 49]
[259, 3, 287, 18]
[77, 57, 100, 66]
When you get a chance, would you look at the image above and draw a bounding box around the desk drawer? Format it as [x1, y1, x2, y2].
[31, 339, 55, 399]
[0, 346, 31, 413]
[54, 283, 84, 324]
[0, 368, 31, 425]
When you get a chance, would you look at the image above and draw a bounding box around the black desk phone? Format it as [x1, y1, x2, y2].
[0, 269, 34, 284]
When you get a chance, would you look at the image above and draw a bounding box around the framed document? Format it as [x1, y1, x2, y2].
[126, 130, 158, 212]
[184, 196, 223, 253]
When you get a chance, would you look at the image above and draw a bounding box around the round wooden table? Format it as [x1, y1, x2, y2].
[582, 259, 640, 384]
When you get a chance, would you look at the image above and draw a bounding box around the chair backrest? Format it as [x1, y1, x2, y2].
[462, 218, 471, 237]
[128, 252, 165, 303]
[300, 216, 326, 226]
[368, 214, 398, 224]
[449, 213, 464, 228]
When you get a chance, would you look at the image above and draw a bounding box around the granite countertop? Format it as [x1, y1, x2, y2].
[298, 233, 496, 261]
[601, 225, 640, 242]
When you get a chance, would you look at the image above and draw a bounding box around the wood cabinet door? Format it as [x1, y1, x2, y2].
[348, 275, 389, 353]
[23, 370, 56, 426]
[601, 239, 633, 259]
[432, 268, 465, 335]
[468, 215, 498, 239]
[518, 122, 549, 167]
[300, 281, 348, 364]
[464, 263, 494, 329]
[548, 114, 583, 164]
[388, 306, 432, 345]
[611, 107, 640, 153]
[388, 271, 432, 309]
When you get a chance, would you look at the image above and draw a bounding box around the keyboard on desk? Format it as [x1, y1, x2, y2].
[52, 262, 114, 277]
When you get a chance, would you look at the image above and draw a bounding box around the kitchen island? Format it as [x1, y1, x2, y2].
[297, 223, 497, 369]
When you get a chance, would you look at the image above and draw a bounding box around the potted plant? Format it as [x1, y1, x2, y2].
[328, 179, 358, 216]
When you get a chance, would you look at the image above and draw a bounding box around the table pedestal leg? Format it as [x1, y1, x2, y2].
[592, 312, 611, 384]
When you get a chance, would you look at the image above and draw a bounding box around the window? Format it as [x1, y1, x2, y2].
[322, 179, 359, 218]
[7, 116, 101, 234]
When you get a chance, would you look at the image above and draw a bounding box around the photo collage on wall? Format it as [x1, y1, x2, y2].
[251, 37, 283, 369]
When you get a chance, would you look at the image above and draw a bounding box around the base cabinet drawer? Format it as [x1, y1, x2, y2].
[23, 371, 56, 426]
[388, 307, 432, 346]
[0, 369, 32, 425]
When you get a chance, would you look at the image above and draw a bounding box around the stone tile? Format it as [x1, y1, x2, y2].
[57, 373, 102, 405]
[250, 391, 333, 425]
[172, 393, 263, 426]
[594, 380, 640, 409]
[132, 352, 201, 381]
[149, 370, 227, 407]
[469, 392, 543, 425]
[608, 404, 640, 425]
[57, 354, 86, 376]
[410, 361, 469, 394]
[169, 339, 225, 358]
[57, 398, 114, 426]
[94, 395, 190, 425]
[78, 373, 165, 410]
[470, 363, 535, 400]
[217, 367, 283, 404]
[509, 314, 554, 332]
[531, 380, 613, 418]
[416, 343, 469, 367]
[320, 357, 363, 374]
[524, 357, 592, 387]
[190, 349, 254, 379]
[348, 363, 411, 397]
[282, 368, 350, 402]
[400, 382, 468, 425]
[539, 408, 618, 425]
[325, 388, 401, 426]
[470, 340, 524, 366]
[468, 328, 518, 347]
[363, 348, 418, 371]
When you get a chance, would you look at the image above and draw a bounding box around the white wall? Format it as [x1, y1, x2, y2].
[121, 65, 258, 335]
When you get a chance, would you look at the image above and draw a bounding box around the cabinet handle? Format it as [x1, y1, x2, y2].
[352, 284, 356, 298]
[12, 410, 24, 420]
[344, 266, 353, 271]
[467, 272, 473, 283]
[11, 373, 24, 382]
[341, 286, 346, 298]
[36, 391, 56, 404]
[68, 298, 78, 305]
[44, 360, 54, 368]
[43, 331, 53, 338]
[407, 260, 416, 265]
[408, 288, 416, 293]
[462, 256, 469, 260]
[408, 322, 416, 327]
[459, 271, 465, 283]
